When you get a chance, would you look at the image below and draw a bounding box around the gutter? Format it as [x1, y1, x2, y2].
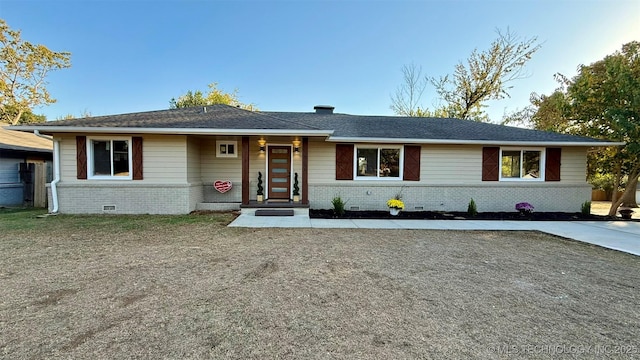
[11, 126, 334, 137]
[326, 136, 625, 147]
[34, 130, 59, 213]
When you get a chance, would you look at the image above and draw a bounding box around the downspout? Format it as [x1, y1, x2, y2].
[34, 130, 59, 213]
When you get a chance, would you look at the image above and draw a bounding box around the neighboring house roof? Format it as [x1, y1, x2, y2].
[0, 123, 53, 153]
[9, 105, 622, 147]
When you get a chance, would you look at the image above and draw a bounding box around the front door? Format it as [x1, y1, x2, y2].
[268, 146, 291, 199]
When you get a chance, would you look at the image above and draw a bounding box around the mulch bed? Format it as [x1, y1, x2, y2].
[310, 209, 635, 221]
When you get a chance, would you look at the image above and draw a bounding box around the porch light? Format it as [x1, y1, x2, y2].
[258, 139, 266, 153]
[292, 140, 301, 154]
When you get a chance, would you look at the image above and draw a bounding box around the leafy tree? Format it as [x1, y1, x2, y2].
[0, 104, 45, 124]
[170, 82, 256, 110]
[506, 42, 640, 214]
[568, 41, 640, 214]
[56, 109, 92, 120]
[391, 29, 541, 121]
[0, 19, 71, 125]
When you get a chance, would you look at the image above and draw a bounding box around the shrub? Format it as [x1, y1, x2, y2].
[331, 196, 346, 217]
[581, 201, 591, 216]
[293, 172, 300, 196]
[257, 172, 264, 196]
[467, 198, 478, 217]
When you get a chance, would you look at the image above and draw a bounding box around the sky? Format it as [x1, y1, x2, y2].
[1, 0, 638, 123]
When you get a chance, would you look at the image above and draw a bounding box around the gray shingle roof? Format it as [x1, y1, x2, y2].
[35, 105, 322, 131]
[14, 104, 615, 145]
[265, 112, 606, 143]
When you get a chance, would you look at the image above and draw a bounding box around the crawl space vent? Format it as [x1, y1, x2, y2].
[103, 205, 116, 211]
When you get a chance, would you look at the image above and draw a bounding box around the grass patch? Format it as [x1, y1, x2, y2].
[1, 215, 638, 358]
[0, 209, 238, 232]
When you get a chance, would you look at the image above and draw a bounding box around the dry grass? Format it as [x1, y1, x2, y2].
[1, 210, 638, 359]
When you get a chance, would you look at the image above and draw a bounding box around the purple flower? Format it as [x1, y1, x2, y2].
[515, 202, 534, 213]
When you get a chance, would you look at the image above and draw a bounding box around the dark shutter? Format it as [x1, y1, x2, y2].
[482, 147, 499, 181]
[403, 145, 421, 181]
[132, 137, 143, 180]
[545, 148, 561, 181]
[76, 136, 87, 180]
[335, 144, 354, 180]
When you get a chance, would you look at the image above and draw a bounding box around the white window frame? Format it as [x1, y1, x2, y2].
[354, 145, 404, 180]
[87, 136, 133, 180]
[499, 147, 545, 182]
[216, 141, 238, 158]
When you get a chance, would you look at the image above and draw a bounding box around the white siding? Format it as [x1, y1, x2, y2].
[201, 137, 243, 202]
[422, 145, 481, 184]
[308, 143, 587, 185]
[187, 137, 201, 183]
[308, 139, 336, 183]
[58, 135, 78, 182]
[57, 134, 188, 183]
[560, 147, 588, 183]
[143, 135, 187, 183]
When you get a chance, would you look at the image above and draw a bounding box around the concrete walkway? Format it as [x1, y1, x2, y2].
[229, 209, 640, 256]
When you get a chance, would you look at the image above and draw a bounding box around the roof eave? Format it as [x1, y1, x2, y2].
[8, 126, 334, 137]
[327, 136, 624, 147]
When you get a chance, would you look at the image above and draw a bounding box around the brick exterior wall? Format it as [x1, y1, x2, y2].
[308, 183, 592, 213]
[54, 183, 201, 214]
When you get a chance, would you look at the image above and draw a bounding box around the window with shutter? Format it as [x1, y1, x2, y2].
[545, 148, 561, 181]
[132, 137, 143, 180]
[76, 136, 87, 180]
[403, 145, 421, 181]
[335, 144, 354, 180]
[482, 147, 499, 181]
[85, 136, 133, 179]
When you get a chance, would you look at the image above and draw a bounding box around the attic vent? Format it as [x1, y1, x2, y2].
[103, 205, 116, 211]
[314, 105, 334, 114]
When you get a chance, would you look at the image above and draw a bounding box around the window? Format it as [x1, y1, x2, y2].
[500, 148, 544, 180]
[88, 138, 132, 179]
[216, 141, 237, 158]
[355, 146, 402, 179]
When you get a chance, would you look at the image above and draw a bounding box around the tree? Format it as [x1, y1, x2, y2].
[0, 104, 45, 124]
[390, 63, 429, 117]
[391, 29, 541, 121]
[506, 42, 640, 215]
[56, 109, 92, 120]
[567, 42, 640, 214]
[170, 82, 256, 110]
[0, 19, 71, 125]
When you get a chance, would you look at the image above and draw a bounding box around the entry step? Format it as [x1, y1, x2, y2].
[254, 209, 295, 217]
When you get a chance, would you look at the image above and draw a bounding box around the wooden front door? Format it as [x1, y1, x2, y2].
[268, 146, 291, 199]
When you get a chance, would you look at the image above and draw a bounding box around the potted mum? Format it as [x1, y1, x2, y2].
[387, 197, 405, 216]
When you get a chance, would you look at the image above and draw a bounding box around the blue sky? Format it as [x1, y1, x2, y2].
[1, 0, 638, 122]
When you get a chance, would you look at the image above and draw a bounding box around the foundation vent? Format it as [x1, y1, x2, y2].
[103, 205, 116, 211]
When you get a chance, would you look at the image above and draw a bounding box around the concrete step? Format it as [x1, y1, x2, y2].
[255, 209, 295, 217]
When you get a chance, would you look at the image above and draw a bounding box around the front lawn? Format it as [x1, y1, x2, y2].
[0, 210, 638, 358]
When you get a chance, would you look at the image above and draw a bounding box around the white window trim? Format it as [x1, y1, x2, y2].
[499, 147, 545, 182]
[87, 136, 133, 180]
[216, 141, 238, 158]
[354, 145, 404, 180]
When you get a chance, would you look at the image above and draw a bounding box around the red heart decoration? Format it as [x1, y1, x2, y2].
[214, 180, 233, 193]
